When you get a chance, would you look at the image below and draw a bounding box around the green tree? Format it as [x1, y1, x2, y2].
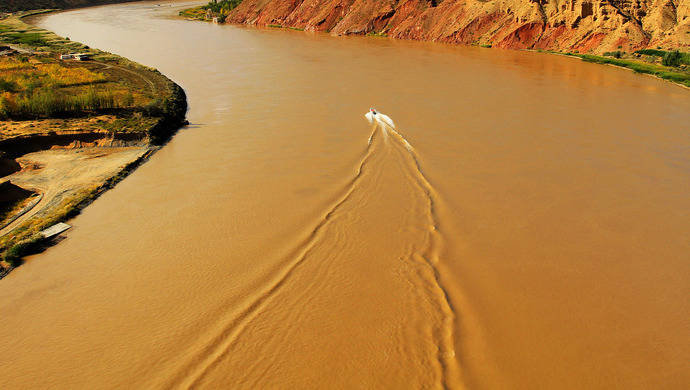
[663, 51, 682, 67]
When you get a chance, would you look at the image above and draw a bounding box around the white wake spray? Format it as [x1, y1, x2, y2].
[365, 109, 413, 151]
[365, 110, 396, 129]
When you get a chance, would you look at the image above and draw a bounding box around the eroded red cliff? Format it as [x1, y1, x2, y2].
[227, 0, 690, 53]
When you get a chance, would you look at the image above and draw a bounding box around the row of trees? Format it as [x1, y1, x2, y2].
[0, 89, 135, 118]
[204, 0, 244, 21]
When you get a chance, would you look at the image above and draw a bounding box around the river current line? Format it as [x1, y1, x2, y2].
[158, 114, 462, 389]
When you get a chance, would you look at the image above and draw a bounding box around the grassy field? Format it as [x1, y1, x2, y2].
[0, 58, 138, 118]
[0, 12, 172, 121]
[179, 6, 206, 20]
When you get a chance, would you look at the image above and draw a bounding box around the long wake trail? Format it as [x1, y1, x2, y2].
[158, 125, 381, 389]
[367, 110, 462, 388]
[161, 111, 462, 389]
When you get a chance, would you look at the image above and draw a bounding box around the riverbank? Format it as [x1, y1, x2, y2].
[0, 10, 187, 277]
[182, 1, 690, 90]
[4, 4, 690, 388]
[529, 49, 690, 89]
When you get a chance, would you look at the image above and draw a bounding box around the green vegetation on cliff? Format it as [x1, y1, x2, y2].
[180, 0, 244, 23]
[205, 0, 243, 14]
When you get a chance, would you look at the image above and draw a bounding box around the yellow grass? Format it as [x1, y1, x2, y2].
[0, 58, 106, 90]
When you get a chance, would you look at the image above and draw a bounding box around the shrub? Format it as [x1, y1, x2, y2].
[122, 91, 135, 107]
[141, 98, 163, 116]
[0, 92, 15, 117]
[662, 50, 682, 67]
[634, 49, 666, 57]
[603, 51, 622, 58]
[0, 78, 18, 92]
[3, 236, 44, 267]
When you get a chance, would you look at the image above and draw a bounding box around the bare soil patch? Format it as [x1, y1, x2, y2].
[0, 146, 149, 236]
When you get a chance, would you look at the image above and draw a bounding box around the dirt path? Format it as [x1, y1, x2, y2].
[0, 146, 149, 237]
[97, 62, 157, 93]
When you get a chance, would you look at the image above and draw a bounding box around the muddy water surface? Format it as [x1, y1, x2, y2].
[1, 1, 689, 388]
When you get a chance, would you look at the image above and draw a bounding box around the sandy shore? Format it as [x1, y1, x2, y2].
[0, 146, 151, 237]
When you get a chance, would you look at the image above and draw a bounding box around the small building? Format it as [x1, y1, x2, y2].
[60, 53, 91, 61]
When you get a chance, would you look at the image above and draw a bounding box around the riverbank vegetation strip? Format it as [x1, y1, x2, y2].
[556, 49, 690, 88]
[0, 10, 187, 274]
[179, 0, 243, 22]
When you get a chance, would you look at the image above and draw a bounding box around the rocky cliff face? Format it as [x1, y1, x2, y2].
[0, 0, 142, 13]
[227, 0, 690, 53]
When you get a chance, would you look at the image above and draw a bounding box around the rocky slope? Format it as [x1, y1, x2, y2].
[0, 0, 142, 12]
[227, 0, 690, 53]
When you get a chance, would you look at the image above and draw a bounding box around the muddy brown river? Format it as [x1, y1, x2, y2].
[2, 1, 689, 388]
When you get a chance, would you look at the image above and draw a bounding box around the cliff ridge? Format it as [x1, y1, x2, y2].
[227, 0, 690, 53]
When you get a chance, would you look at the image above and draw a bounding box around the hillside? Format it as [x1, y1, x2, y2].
[226, 0, 690, 54]
[0, 0, 142, 12]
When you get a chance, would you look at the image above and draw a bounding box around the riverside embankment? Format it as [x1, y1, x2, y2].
[0, 9, 187, 274]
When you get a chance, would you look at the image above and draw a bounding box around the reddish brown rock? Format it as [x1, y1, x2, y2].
[226, 0, 690, 53]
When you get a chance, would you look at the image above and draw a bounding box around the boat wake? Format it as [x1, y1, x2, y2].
[365, 109, 396, 129]
[367, 108, 460, 387]
[155, 109, 462, 389]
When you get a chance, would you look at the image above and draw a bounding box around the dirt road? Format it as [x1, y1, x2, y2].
[0, 146, 149, 236]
